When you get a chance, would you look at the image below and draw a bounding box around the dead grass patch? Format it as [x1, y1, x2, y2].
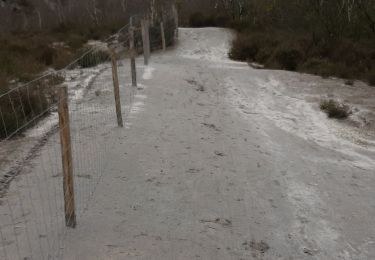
[320, 99, 351, 119]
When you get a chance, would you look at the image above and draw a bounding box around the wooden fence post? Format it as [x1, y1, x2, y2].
[109, 48, 124, 127]
[145, 19, 151, 61]
[129, 24, 137, 87]
[58, 86, 76, 228]
[160, 21, 166, 51]
[141, 19, 150, 65]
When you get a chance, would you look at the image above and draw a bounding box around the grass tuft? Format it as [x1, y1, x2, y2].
[320, 99, 351, 119]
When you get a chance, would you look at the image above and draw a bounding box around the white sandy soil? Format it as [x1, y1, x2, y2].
[1, 27, 375, 260]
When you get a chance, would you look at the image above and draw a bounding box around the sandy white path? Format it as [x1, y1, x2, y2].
[2, 27, 375, 259]
[62, 28, 375, 259]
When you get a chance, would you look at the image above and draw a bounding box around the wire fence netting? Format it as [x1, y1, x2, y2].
[0, 9, 177, 259]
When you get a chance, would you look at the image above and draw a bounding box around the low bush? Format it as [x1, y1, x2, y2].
[229, 34, 257, 61]
[345, 79, 354, 86]
[189, 12, 231, 28]
[189, 12, 207, 27]
[368, 70, 375, 86]
[301, 58, 352, 79]
[164, 19, 177, 47]
[0, 74, 8, 94]
[0, 34, 54, 81]
[149, 23, 163, 51]
[273, 45, 303, 71]
[52, 48, 75, 70]
[66, 34, 88, 49]
[229, 32, 303, 70]
[229, 30, 374, 81]
[300, 58, 330, 77]
[229, 33, 279, 62]
[229, 19, 257, 32]
[51, 23, 115, 45]
[320, 99, 351, 119]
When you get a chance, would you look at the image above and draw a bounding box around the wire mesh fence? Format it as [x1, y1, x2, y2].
[0, 7, 178, 259]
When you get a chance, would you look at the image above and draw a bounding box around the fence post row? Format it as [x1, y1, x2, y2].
[58, 86, 77, 228]
[160, 21, 166, 51]
[129, 19, 138, 87]
[109, 48, 124, 128]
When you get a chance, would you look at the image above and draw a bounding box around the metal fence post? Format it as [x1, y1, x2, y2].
[58, 86, 77, 228]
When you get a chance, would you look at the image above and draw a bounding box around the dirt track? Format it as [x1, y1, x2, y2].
[61, 28, 375, 259]
[1, 27, 375, 259]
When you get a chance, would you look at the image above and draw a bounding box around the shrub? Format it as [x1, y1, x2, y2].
[189, 12, 230, 28]
[229, 34, 257, 61]
[330, 40, 370, 68]
[300, 58, 326, 76]
[150, 23, 163, 51]
[229, 33, 279, 62]
[35, 45, 54, 66]
[0, 34, 48, 81]
[301, 58, 352, 79]
[8, 56, 45, 82]
[229, 29, 374, 82]
[345, 79, 354, 86]
[215, 15, 231, 27]
[52, 48, 75, 70]
[164, 19, 176, 47]
[189, 12, 206, 27]
[66, 34, 87, 49]
[230, 19, 256, 32]
[320, 99, 351, 119]
[368, 70, 375, 86]
[274, 45, 302, 71]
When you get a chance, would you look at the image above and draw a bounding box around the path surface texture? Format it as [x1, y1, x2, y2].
[60, 28, 375, 259]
